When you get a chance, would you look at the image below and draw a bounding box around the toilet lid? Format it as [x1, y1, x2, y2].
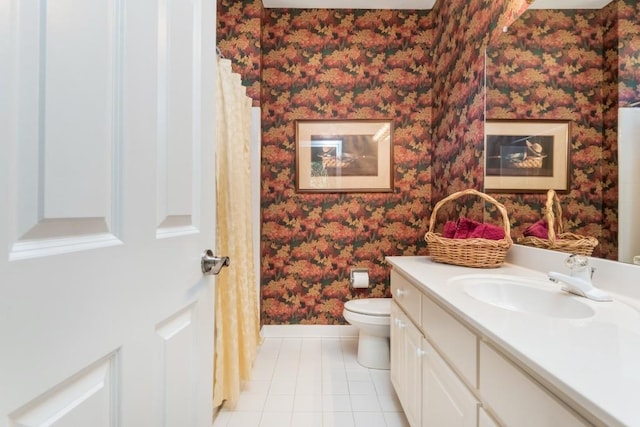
[344, 298, 391, 316]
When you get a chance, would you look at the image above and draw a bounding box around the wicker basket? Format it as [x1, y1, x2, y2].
[518, 189, 598, 256]
[424, 189, 513, 268]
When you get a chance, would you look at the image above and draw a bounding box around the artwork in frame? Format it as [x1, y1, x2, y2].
[295, 119, 394, 193]
[484, 119, 571, 192]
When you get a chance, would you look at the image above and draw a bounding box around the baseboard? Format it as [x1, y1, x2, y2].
[260, 324, 358, 338]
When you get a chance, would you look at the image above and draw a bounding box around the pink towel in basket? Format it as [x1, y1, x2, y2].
[523, 219, 548, 239]
[442, 220, 457, 238]
[469, 223, 505, 240]
[453, 217, 481, 239]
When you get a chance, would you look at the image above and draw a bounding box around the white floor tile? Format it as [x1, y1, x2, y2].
[255, 347, 280, 363]
[350, 394, 382, 412]
[227, 411, 262, 427]
[297, 366, 323, 381]
[323, 411, 355, 427]
[346, 369, 371, 382]
[251, 360, 276, 381]
[222, 335, 407, 427]
[242, 380, 271, 395]
[260, 411, 292, 427]
[263, 394, 295, 412]
[273, 364, 299, 379]
[299, 360, 323, 371]
[300, 338, 323, 353]
[353, 411, 386, 427]
[280, 339, 302, 355]
[322, 394, 352, 412]
[291, 411, 323, 427]
[348, 380, 377, 395]
[322, 357, 345, 371]
[322, 379, 349, 395]
[322, 368, 347, 383]
[295, 379, 323, 395]
[293, 394, 323, 412]
[321, 339, 343, 352]
[269, 380, 296, 395]
[259, 337, 283, 351]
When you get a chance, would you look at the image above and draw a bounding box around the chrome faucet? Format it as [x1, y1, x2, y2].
[548, 254, 612, 302]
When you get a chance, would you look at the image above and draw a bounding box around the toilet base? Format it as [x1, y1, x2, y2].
[356, 331, 390, 370]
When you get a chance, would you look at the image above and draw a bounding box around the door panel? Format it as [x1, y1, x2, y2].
[156, 303, 198, 426]
[8, 0, 123, 261]
[0, 0, 217, 425]
[156, 0, 200, 235]
[8, 353, 118, 427]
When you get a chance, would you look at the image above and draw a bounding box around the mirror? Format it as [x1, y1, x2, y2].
[484, 0, 640, 265]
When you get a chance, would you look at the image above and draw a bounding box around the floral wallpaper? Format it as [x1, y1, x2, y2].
[215, 0, 634, 324]
[259, 9, 433, 324]
[618, 0, 640, 106]
[429, 0, 528, 213]
[485, 8, 619, 259]
[217, 0, 262, 105]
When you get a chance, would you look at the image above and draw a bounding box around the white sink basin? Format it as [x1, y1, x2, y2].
[448, 274, 596, 319]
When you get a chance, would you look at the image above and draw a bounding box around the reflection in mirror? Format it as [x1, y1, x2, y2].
[484, 0, 640, 264]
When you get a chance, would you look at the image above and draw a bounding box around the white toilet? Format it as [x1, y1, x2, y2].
[343, 298, 391, 369]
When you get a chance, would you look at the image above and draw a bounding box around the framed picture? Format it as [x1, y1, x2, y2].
[484, 119, 571, 192]
[295, 119, 394, 193]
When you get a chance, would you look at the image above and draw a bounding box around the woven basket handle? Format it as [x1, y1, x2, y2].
[544, 189, 563, 242]
[428, 189, 512, 242]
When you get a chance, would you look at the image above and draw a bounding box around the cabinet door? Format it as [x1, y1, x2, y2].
[423, 338, 479, 427]
[479, 342, 589, 427]
[403, 321, 423, 427]
[390, 301, 404, 397]
[479, 408, 501, 427]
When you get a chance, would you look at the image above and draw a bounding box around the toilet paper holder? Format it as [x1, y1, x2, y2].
[350, 267, 369, 289]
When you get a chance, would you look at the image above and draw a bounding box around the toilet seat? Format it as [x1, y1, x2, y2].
[344, 298, 391, 316]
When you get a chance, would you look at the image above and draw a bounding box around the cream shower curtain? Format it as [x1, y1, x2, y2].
[213, 57, 261, 408]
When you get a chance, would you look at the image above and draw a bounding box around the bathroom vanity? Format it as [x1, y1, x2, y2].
[387, 248, 640, 427]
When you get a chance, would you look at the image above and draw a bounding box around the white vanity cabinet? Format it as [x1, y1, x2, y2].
[390, 267, 593, 427]
[391, 270, 479, 427]
[390, 299, 422, 426]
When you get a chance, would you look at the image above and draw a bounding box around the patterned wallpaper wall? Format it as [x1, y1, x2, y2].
[618, 0, 640, 106]
[217, 0, 262, 105]
[429, 0, 529, 212]
[485, 8, 619, 259]
[216, 0, 634, 324]
[259, 9, 433, 324]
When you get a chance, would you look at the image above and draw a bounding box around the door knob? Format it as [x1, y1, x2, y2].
[201, 250, 230, 275]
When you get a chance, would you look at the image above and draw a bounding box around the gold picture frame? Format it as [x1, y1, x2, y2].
[295, 119, 394, 193]
[484, 119, 571, 192]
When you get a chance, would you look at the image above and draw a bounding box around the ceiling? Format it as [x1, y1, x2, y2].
[262, 0, 613, 9]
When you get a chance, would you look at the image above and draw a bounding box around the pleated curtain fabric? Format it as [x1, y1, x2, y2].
[213, 58, 261, 408]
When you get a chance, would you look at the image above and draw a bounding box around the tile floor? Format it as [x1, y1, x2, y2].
[213, 336, 410, 427]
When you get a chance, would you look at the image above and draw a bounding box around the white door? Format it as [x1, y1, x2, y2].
[0, 0, 217, 425]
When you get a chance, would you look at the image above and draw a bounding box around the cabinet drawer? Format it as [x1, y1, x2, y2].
[479, 342, 590, 427]
[391, 270, 421, 323]
[421, 294, 478, 388]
